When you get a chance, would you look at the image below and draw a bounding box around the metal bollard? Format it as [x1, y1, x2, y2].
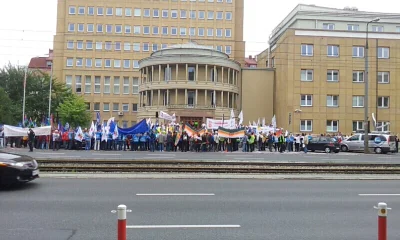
[112, 204, 132, 240]
[374, 202, 391, 240]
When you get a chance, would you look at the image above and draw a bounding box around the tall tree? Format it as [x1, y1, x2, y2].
[0, 87, 18, 124]
[57, 95, 91, 128]
[0, 64, 73, 125]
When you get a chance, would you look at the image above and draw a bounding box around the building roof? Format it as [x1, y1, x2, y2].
[269, 4, 400, 45]
[244, 58, 257, 65]
[167, 42, 215, 50]
[28, 49, 53, 70]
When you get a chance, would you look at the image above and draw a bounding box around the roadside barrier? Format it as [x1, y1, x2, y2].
[112, 204, 131, 240]
[374, 202, 391, 240]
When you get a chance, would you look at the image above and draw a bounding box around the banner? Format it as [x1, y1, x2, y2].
[183, 124, 207, 137]
[159, 111, 176, 122]
[3, 125, 51, 137]
[206, 118, 235, 130]
[217, 127, 245, 139]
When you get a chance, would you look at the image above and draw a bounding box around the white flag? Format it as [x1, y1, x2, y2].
[74, 127, 83, 142]
[272, 115, 277, 128]
[101, 125, 107, 142]
[112, 123, 119, 140]
[238, 111, 243, 125]
[89, 121, 95, 138]
[230, 109, 235, 119]
[262, 118, 266, 127]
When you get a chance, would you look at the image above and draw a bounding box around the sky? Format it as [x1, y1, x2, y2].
[0, 0, 398, 67]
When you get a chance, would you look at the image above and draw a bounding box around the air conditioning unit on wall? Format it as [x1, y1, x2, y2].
[118, 112, 124, 116]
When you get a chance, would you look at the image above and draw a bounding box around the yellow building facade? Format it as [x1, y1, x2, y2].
[53, 0, 245, 127]
[258, 4, 400, 135]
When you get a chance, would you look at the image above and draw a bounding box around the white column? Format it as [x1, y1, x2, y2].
[195, 89, 198, 106]
[158, 65, 161, 82]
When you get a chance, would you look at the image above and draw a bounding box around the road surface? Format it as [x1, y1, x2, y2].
[2, 148, 399, 164]
[1, 178, 400, 240]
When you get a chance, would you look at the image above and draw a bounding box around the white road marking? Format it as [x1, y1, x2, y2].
[36, 152, 65, 155]
[359, 194, 400, 196]
[141, 156, 174, 159]
[147, 154, 176, 156]
[92, 153, 121, 156]
[127, 225, 240, 229]
[136, 193, 215, 196]
[234, 158, 265, 160]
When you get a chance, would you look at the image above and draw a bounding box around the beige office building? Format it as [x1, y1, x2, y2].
[53, 0, 246, 128]
[258, 4, 400, 135]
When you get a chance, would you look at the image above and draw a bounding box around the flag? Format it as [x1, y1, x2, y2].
[65, 122, 70, 131]
[107, 117, 115, 127]
[230, 109, 235, 119]
[257, 118, 260, 126]
[262, 118, 266, 127]
[101, 124, 107, 142]
[96, 112, 101, 125]
[89, 121, 95, 137]
[271, 115, 277, 128]
[112, 123, 119, 140]
[238, 111, 243, 125]
[58, 121, 63, 133]
[74, 127, 83, 142]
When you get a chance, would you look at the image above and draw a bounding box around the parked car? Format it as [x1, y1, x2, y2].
[0, 152, 39, 186]
[307, 136, 340, 153]
[340, 132, 397, 154]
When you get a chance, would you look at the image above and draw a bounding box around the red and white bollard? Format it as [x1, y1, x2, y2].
[374, 202, 391, 240]
[112, 204, 131, 240]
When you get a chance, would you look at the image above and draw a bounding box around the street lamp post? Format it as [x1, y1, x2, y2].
[364, 17, 380, 154]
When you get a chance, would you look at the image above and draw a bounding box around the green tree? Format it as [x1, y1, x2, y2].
[0, 87, 19, 125]
[0, 64, 73, 125]
[57, 95, 91, 128]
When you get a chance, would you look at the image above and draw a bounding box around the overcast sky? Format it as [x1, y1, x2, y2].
[0, 0, 397, 67]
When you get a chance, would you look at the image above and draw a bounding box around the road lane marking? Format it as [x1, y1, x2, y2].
[141, 156, 174, 159]
[147, 154, 176, 156]
[92, 153, 121, 156]
[359, 194, 400, 196]
[36, 152, 65, 155]
[136, 193, 215, 196]
[234, 158, 265, 160]
[127, 225, 240, 229]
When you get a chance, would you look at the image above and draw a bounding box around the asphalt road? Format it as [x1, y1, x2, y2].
[1, 179, 400, 240]
[2, 148, 400, 164]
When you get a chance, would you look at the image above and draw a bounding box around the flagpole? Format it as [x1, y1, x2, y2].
[48, 62, 53, 119]
[22, 67, 27, 125]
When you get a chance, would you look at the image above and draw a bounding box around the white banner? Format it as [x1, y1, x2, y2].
[3, 125, 51, 137]
[159, 111, 176, 122]
[206, 118, 235, 130]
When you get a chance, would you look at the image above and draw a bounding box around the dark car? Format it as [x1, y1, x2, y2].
[0, 152, 39, 186]
[308, 136, 340, 153]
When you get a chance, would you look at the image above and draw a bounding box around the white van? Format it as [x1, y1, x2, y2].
[340, 132, 397, 154]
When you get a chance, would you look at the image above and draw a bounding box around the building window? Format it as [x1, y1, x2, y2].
[301, 44, 313, 56]
[163, 91, 169, 106]
[77, 6, 85, 15]
[97, 7, 104, 15]
[180, 28, 187, 36]
[162, 9, 168, 18]
[77, 41, 83, 49]
[95, 59, 102, 68]
[76, 58, 83, 67]
[86, 58, 93, 68]
[198, 28, 204, 36]
[132, 77, 139, 94]
[95, 42, 102, 50]
[94, 76, 101, 93]
[133, 26, 140, 34]
[225, 29, 231, 37]
[187, 91, 195, 106]
[300, 69, 313, 81]
[216, 11, 223, 20]
[144, 9, 150, 17]
[198, 11, 205, 19]
[123, 59, 130, 69]
[216, 46, 222, 52]
[134, 8, 141, 16]
[68, 23, 75, 32]
[326, 95, 339, 107]
[103, 103, 110, 112]
[376, 122, 390, 131]
[352, 46, 364, 57]
[207, 28, 213, 36]
[180, 10, 187, 18]
[116, 8, 122, 16]
[326, 120, 339, 132]
[105, 59, 112, 68]
[88, 7, 94, 15]
[104, 76, 110, 94]
[352, 121, 364, 132]
[125, 8, 132, 16]
[226, 12, 232, 20]
[352, 71, 364, 82]
[378, 96, 389, 108]
[133, 60, 139, 69]
[124, 42, 131, 51]
[67, 41, 74, 49]
[113, 103, 119, 112]
[125, 25, 131, 34]
[171, 10, 178, 18]
[190, 10, 196, 19]
[348, 24, 359, 31]
[66, 58, 73, 67]
[327, 45, 339, 57]
[171, 27, 178, 35]
[322, 23, 335, 30]
[188, 66, 195, 81]
[352, 96, 364, 107]
[65, 75, 72, 88]
[207, 11, 214, 19]
[143, 26, 150, 34]
[94, 103, 100, 111]
[122, 104, 129, 112]
[77, 24, 84, 32]
[85, 76, 91, 94]
[69, 6, 76, 14]
[132, 103, 138, 112]
[113, 77, 120, 94]
[115, 42, 121, 51]
[75, 76, 82, 93]
[123, 77, 129, 94]
[189, 27, 195, 36]
[115, 25, 122, 33]
[225, 46, 232, 55]
[153, 26, 159, 35]
[87, 24, 94, 32]
[372, 25, 384, 32]
[97, 24, 103, 33]
[105, 41, 112, 50]
[378, 71, 390, 83]
[300, 120, 312, 132]
[327, 70, 339, 82]
[114, 60, 121, 68]
[122, 121, 128, 128]
[133, 43, 140, 51]
[300, 95, 313, 106]
[164, 67, 172, 81]
[86, 41, 93, 49]
[106, 7, 113, 16]
[378, 47, 389, 59]
[85, 103, 90, 111]
[162, 26, 168, 35]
